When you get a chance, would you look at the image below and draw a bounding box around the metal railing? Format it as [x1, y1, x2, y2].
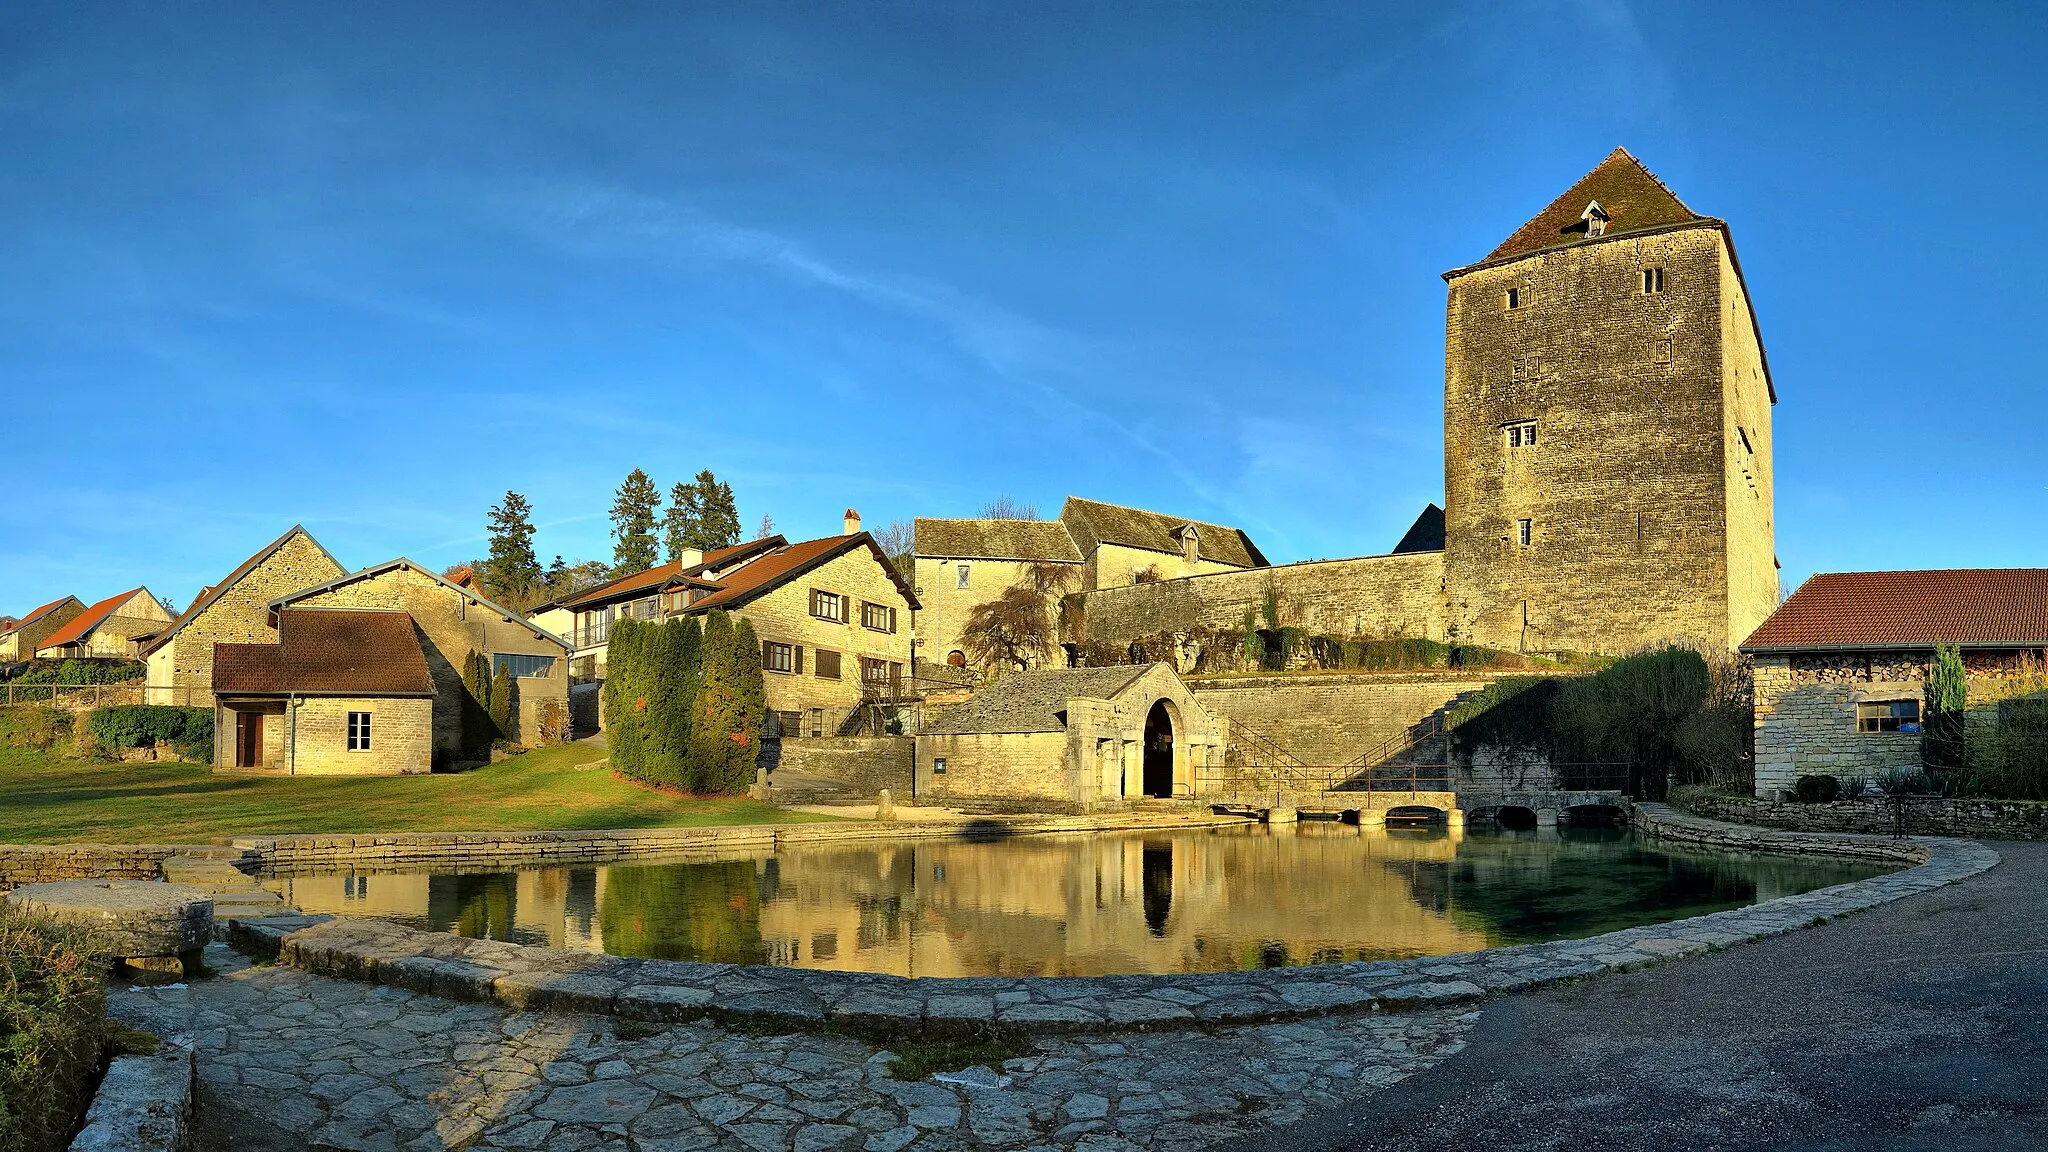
[1195, 758, 1635, 808]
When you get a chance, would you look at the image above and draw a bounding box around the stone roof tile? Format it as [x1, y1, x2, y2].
[921, 664, 1157, 735]
[913, 519, 1083, 563]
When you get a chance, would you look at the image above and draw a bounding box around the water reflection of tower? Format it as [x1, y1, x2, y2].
[1141, 841, 1173, 937]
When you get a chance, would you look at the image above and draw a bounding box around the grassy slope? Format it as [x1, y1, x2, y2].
[0, 743, 839, 845]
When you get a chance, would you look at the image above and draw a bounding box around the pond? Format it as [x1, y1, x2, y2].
[259, 824, 1894, 977]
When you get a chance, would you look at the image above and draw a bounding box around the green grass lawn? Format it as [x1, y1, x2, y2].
[0, 743, 842, 845]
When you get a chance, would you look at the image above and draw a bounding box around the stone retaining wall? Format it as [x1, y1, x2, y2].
[0, 844, 208, 891]
[1192, 671, 1497, 764]
[221, 806, 1996, 1039]
[1669, 787, 2048, 841]
[765, 735, 913, 798]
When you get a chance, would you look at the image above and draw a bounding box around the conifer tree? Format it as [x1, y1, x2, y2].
[689, 611, 738, 793]
[460, 650, 494, 755]
[610, 469, 663, 574]
[1923, 643, 1968, 781]
[696, 471, 741, 550]
[724, 617, 768, 793]
[489, 663, 514, 741]
[664, 480, 704, 561]
[483, 491, 542, 603]
[606, 618, 647, 779]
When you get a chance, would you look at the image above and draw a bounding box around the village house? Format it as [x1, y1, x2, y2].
[913, 497, 1266, 673]
[0, 595, 86, 662]
[271, 558, 572, 760]
[143, 526, 348, 707]
[914, 663, 1224, 811]
[33, 587, 175, 660]
[212, 608, 437, 775]
[566, 512, 920, 738]
[1740, 569, 2048, 799]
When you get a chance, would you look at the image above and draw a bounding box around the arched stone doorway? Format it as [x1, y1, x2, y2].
[1142, 700, 1176, 798]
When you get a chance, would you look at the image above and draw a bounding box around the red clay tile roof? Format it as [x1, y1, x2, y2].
[685, 533, 920, 613]
[562, 538, 786, 611]
[213, 609, 434, 695]
[1483, 147, 1707, 263]
[4, 596, 77, 636]
[1742, 570, 2048, 652]
[36, 588, 147, 651]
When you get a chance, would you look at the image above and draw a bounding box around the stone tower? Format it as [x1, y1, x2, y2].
[1441, 148, 1776, 655]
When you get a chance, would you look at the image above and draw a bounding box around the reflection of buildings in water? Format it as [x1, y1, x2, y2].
[264, 866, 611, 951]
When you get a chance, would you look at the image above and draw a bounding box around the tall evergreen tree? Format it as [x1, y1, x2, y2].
[489, 663, 514, 741]
[605, 618, 648, 779]
[724, 617, 768, 793]
[460, 650, 494, 756]
[544, 555, 570, 597]
[610, 469, 663, 574]
[644, 617, 704, 788]
[483, 491, 542, 602]
[689, 612, 737, 793]
[696, 471, 741, 549]
[1923, 643, 1968, 781]
[664, 480, 704, 561]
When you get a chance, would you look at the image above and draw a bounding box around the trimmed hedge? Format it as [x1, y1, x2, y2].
[0, 906, 108, 1152]
[82, 705, 213, 761]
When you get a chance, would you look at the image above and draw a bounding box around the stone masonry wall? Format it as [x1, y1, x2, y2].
[1443, 226, 1775, 655]
[911, 555, 1079, 672]
[1191, 671, 1494, 765]
[147, 529, 347, 708]
[280, 696, 434, 775]
[1072, 552, 1446, 654]
[915, 731, 1071, 807]
[1672, 786, 2048, 841]
[291, 565, 569, 753]
[768, 735, 914, 798]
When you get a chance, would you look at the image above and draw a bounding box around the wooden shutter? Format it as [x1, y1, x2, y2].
[763, 640, 774, 669]
[888, 606, 898, 634]
[794, 646, 804, 674]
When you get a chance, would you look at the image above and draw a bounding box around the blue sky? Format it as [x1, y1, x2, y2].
[3, 1, 2045, 612]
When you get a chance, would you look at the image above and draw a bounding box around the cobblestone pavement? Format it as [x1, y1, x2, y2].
[111, 944, 1475, 1152]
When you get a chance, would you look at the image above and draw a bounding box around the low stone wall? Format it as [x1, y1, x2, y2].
[765, 735, 913, 798]
[1669, 787, 2048, 841]
[0, 844, 206, 891]
[221, 807, 1996, 1039]
[68, 1049, 194, 1152]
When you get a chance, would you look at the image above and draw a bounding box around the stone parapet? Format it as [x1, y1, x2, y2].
[1669, 787, 2048, 841]
[224, 806, 1995, 1039]
[0, 843, 227, 891]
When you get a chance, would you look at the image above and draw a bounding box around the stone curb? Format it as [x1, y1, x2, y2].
[222, 806, 1999, 1038]
[68, 1049, 195, 1152]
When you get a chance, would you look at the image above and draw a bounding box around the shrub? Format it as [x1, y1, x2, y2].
[535, 700, 570, 746]
[1876, 767, 1935, 796]
[689, 611, 765, 795]
[1970, 692, 2048, 801]
[1673, 701, 1751, 792]
[1922, 644, 1967, 778]
[0, 907, 108, 1152]
[459, 650, 495, 757]
[1552, 646, 1713, 798]
[82, 706, 212, 760]
[9, 659, 145, 686]
[604, 619, 650, 781]
[1792, 774, 1841, 803]
[488, 664, 514, 738]
[0, 708, 71, 751]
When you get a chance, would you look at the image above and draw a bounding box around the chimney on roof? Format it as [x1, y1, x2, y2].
[843, 508, 862, 536]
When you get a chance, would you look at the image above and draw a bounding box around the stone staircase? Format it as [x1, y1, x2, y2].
[158, 850, 299, 923]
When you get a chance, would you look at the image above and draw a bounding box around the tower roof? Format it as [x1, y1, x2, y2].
[1485, 147, 1707, 263]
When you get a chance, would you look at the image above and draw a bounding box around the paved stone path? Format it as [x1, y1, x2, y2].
[111, 944, 1475, 1151]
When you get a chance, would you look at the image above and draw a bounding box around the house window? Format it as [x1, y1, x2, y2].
[1517, 519, 1533, 547]
[1653, 339, 1673, 364]
[1642, 267, 1665, 294]
[956, 564, 970, 590]
[814, 649, 842, 680]
[347, 711, 372, 752]
[861, 657, 903, 689]
[492, 653, 556, 678]
[932, 757, 947, 775]
[1505, 421, 1538, 448]
[810, 590, 845, 623]
[861, 601, 897, 633]
[763, 641, 799, 674]
[1504, 287, 1522, 311]
[1857, 700, 1921, 733]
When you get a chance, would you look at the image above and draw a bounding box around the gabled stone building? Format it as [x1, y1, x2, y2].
[143, 526, 348, 707]
[34, 587, 174, 660]
[272, 559, 571, 759]
[0, 595, 86, 662]
[212, 608, 437, 775]
[915, 663, 1224, 811]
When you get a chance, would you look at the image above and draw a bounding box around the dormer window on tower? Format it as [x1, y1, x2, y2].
[1176, 525, 1200, 563]
[1581, 200, 1610, 238]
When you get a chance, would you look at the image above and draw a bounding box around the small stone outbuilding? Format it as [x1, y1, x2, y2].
[34, 587, 174, 660]
[0, 595, 86, 662]
[1741, 569, 2048, 798]
[915, 663, 1224, 811]
[212, 608, 437, 775]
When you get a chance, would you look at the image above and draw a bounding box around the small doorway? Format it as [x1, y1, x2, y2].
[1142, 700, 1175, 798]
[234, 711, 263, 768]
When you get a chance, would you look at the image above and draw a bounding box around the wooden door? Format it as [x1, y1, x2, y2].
[235, 711, 262, 768]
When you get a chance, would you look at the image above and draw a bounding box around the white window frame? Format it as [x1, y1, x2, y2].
[1517, 519, 1533, 547]
[346, 711, 372, 752]
[956, 563, 970, 590]
[1504, 421, 1538, 449]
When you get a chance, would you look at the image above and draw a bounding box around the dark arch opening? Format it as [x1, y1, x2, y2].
[1383, 805, 1446, 827]
[1494, 805, 1538, 832]
[1566, 803, 1627, 828]
[1143, 700, 1175, 798]
[945, 650, 965, 667]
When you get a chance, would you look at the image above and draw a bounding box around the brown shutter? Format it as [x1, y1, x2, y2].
[888, 606, 898, 634]
[763, 640, 774, 669]
[794, 646, 804, 674]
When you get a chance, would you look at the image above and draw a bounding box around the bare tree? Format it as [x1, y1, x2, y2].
[871, 519, 915, 576]
[756, 513, 776, 541]
[979, 495, 1039, 520]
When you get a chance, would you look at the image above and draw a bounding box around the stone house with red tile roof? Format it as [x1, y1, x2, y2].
[34, 587, 174, 660]
[143, 526, 348, 707]
[211, 608, 436, 774]
[566, 512, 919, 736]
[0, 596, 87, 662]
[1740, 570, 2048, 798]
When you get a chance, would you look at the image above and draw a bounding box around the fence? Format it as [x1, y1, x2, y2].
[0, 683, 198, 708]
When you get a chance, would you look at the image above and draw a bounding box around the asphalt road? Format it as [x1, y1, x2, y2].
[1241, 841, 2048, 1152]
